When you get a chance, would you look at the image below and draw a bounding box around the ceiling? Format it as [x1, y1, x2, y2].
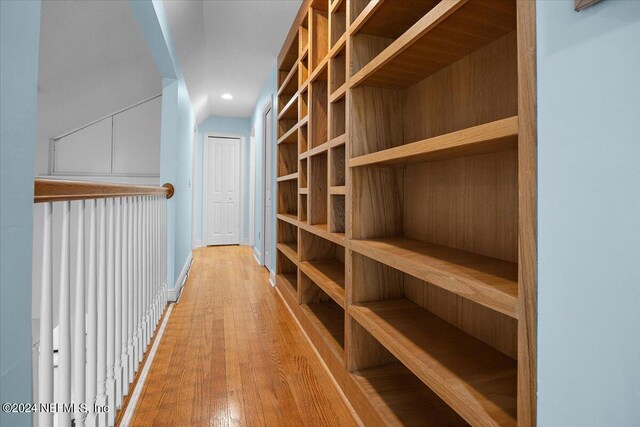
[36, 0, 162, 174]
[164, 0, 302, 123]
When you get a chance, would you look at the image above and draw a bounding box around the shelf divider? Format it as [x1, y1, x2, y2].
[350, 237, 518, 318]
[350, 116, 518, 167]
[350, 299, 517, 426]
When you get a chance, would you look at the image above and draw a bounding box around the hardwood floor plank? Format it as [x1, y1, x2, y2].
[129, 246, 356, 426]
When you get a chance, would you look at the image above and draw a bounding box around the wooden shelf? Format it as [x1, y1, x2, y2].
[277, 121, 299, 144]
[276, 242, 298, 263]
[300, 43, 309, 61]
[277, 273, 298, 300]
[350, 299, 517, 426]
[299, 187, 308, 194]
[277, 172, 299, 182]
[350, 0, 516, 88]
[276, 213, 298, 226]
[301, 301, 345, 363]
[299, 222, 345, 247]
[299, 260, 345, 308]
[329, 186, 345, 195]
[351, 363, 468, 427]
[277, 61, 299, 97]
[278, 93, 298, 120]
[300, 140, 329, 159]
[329, 83, 347, 103]
[351, 237, 518, 318]
[350, 117, 518, 168]
[350, 0, 386, 34]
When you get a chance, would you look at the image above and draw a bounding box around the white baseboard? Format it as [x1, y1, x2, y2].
[268, 270, 276, 287]
[241, 237, 250, 246]
[167, 252, 193, 302]
[195, 240, 203, 249]
[252, 247, 262, 266]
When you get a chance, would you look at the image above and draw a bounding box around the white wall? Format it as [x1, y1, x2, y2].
[51, 95, 162, 176]
[537, 1, 640, 425]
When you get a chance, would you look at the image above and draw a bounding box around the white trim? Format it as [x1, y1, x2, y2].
[268, 270, 276, 287]
[252, 247, 262, 266]
[202, 132, 245, 246]
[249, 134, 256, 247]
[261, 96, 273, 267]
[119, 304, 174, 427]
[167, 252, 193, 302]
[191, 124, 198, 250]
[195, 240, 203, 249]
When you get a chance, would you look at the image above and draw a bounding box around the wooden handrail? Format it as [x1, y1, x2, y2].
[34, 178, 174, 203]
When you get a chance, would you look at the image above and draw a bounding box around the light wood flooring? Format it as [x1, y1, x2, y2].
[129, 246, 357, 426]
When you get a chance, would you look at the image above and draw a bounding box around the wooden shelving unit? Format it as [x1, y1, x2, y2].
[276, 1, 537, 425]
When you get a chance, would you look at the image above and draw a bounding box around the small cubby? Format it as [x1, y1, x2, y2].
[299, 13, 309, 58]
[277, 180, 297, 217]
[277, 219, 298, 250]
[309, 65, 328, 148]
[329, 97, 345, 140]
[308, 152, 327, 225]
[299, 194, 308, 223]
[298, 123, 308, 154]
[350, 149, 519, 317]
[300, 228, 345, 308]
[278, 31, 298, 85]
[329, 195, 345, 235]
[349, 0, 371, 25]
[329, 0, 346, 47]
[300, 280, 345, 362]
[277, 142, 297, 177]
[299, 158, 308, 189]
[329, 46, 346, 94]
[310, 6, 329, 72]
[299, 87, 308, 121]
[349, 252, 517, 425]
[329, 144, 345, 187]
[348, 320, 469, 426]
[276, 249, 298, 298]
[350, 32, 518, 159]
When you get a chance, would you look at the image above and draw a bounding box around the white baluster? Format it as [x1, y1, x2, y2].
[74, 201, 87, 427]
[86, 200, 98, 427]
[127, 198, 135, 382]
[120, 198, 129, 395]
[106, 199, 116, 426]
[58, 201, 72, 426]
[39, 202, 54, 427]
[144, 196, 151, 348]
[155, 196, 161, 326]
[96, 198, 108, 427]
[137, 196, 143, 363]
[114, 198, 123, 410]
[163, 197, 167, 303]
[151, 197, 157, 329]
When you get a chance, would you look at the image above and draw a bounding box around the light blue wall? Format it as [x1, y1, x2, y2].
[250, 65, 278, 271]
[196, 116, 251, 244]
[537, 1, 640, 425]
[130, 0, 195, 286]
[0, 1, 41, 425]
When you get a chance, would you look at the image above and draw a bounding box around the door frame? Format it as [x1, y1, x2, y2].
[202, 132, 245, 246]
[261, 96, 274, 270]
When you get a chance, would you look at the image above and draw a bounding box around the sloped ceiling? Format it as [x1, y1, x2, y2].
[164, 0, 302, 123]
[36, 0, 162, 174]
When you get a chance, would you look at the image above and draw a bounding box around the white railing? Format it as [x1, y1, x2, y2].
[32, 179, 172, 427]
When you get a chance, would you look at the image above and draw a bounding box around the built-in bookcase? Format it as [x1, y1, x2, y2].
[276, 1, 537, 425]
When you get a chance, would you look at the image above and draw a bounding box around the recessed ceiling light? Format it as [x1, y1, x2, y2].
[221, 93, 233, 100]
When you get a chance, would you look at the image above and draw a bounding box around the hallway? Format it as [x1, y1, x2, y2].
[129, 246, 357, 426]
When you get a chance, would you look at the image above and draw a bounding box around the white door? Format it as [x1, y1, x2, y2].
[204, 136, 240, 246]
[264, 103, 274, 268]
